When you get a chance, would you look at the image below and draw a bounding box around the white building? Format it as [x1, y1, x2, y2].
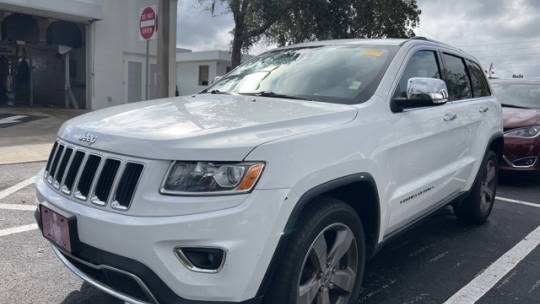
[176, 49, 253, 96]
[0, 0, 255, 110]
[0, 0, 169, 110]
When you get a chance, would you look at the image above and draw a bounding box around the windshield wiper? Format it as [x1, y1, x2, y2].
[239, 91, 308, 100]
[199, 89, 231, 95]
[501, 103, 529, 109]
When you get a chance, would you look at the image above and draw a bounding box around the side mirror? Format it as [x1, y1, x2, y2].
[392, 77, 449, 112]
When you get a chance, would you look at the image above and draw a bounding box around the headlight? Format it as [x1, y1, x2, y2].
[504, 125, 540, 138]
[161, 161, 265, 195]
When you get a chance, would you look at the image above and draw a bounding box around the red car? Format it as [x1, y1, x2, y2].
[491, 79, 540, 172]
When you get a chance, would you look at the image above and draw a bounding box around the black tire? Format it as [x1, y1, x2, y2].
[453, 150, 499, 225]
[267, 197, 365, 304]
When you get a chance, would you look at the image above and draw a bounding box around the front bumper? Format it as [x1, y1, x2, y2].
[501, 136, 540, 171]
[36, 175, 290, 303]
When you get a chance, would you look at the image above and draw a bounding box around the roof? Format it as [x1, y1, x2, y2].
[490, 79, 540, 85]
[272, 37, 464, 54]
[278, 38, 409, 49]
[176, 50, 234, 63]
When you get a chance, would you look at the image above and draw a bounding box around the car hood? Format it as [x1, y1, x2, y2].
[59, 95, 357, 161]
[502, 107, 540, 130]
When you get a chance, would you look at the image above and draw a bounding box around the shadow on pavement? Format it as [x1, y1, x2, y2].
[499, 171, 540, 187]
[358, 202, 540, 304]
[61, 282, 122, 304]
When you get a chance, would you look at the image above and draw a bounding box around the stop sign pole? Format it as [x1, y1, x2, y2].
[140, 6, 157, 100]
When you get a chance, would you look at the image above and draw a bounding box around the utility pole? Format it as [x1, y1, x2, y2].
[157, 0, 178, 98]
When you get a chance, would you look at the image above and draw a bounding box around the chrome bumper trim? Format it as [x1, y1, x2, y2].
[502, 155, 538, 169]
[51, 245, 157, 304]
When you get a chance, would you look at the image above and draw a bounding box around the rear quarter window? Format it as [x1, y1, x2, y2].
[467, 60, 491, 97]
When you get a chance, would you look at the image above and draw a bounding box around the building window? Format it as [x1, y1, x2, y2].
[199, 65, 209, 86]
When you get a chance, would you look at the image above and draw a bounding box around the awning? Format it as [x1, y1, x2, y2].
[0, 0, 103, 22]
[47, 21, 83, 48]
[1, 14, 39, 42]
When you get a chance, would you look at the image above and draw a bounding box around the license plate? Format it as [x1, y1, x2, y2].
[40, 206, 77, 253]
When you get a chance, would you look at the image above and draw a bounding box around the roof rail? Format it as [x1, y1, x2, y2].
[399, 36, 431, 46]
[401, 36, 457, 50]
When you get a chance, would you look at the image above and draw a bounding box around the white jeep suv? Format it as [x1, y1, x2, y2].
[35, 38, 503, 304]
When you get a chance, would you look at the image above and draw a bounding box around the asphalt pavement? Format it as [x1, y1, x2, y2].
[1, 162, 539, 304]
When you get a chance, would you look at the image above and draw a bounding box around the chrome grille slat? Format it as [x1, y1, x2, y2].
[87, 158, 107, 206]
[44, 141, 144, 212]
[51, 145, 66, 188]
[108, 162, 127, 206]
[48, 145, 64, 184]
[45, 142, 59, 175]
[59, 149, 76, 190]
[75, 155, 102, 201]
[71, 153, 89, 199]
[112, 163, 144, 211]
[62, 151, 85, 195]
[55, 148, 73, 189]
[92, 159, 121, 206]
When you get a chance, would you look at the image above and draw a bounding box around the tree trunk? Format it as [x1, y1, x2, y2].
[231, 32, 244, 68]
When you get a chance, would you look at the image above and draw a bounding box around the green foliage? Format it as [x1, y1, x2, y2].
[269, 0, 422, 46]
[201, 0, 421, 66]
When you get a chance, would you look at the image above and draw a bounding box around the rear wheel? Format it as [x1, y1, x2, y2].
[267, 198, 365, 304]
[454, 150, 498, 224]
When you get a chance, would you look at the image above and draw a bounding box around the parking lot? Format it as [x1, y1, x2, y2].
[0, 161, 538, 304]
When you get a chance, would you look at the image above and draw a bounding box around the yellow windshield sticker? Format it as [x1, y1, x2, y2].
[362, 49, 385, 57]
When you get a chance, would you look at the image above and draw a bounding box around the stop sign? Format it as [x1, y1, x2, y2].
[139, 6, 156, 40]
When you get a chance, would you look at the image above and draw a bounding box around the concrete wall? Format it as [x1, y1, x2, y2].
[176, 60, 218, 96]
[90, 0, 158, 109]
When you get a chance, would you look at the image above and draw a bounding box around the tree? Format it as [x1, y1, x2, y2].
[202, 0, 421, 68]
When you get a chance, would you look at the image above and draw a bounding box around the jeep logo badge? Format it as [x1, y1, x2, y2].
[78, 133, 97, 145]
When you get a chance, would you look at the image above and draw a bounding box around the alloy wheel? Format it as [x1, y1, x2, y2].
[297, 223, 358, 304]
[480, 158, 497, 213]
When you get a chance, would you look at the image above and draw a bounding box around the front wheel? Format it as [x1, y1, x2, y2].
[267, 198, 365, 304]
[454, 150, 498, 224]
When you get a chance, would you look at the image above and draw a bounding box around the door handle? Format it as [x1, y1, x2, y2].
[479, 106, 489, 113]
[443, 113, 458, 122]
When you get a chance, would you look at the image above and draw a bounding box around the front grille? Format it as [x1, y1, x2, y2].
[44, 141, 144, 211]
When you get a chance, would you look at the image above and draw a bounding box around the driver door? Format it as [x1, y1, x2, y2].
[385, 49, 471, 233]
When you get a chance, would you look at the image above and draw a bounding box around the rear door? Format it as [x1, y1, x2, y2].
[439, 53, 493, 189]
[463, 58, 499, 183]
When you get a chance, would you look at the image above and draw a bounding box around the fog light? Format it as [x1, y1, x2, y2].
[512, 156, 537, 167]
[175, 247, 225, 273]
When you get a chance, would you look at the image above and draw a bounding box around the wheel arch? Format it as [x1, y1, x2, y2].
[487, 132, 504, 162]
[257, 173, 382, 300]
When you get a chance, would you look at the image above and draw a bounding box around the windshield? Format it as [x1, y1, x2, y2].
[491, 82, 540, 109]
[205, 45, 398, 104]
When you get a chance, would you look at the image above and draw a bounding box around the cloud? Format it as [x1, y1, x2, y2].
[176, 0, 540, 78]
[176, 0, 233, 51]
[416, 0, 540, 78]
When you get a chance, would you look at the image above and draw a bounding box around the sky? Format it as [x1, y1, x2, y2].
[177, 0, 540, 79]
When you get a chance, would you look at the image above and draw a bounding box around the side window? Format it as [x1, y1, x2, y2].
[199, 65, 209, 86]
[394, 50, 441, 98]
[442, 53, 472, 101]
[467, 60, 491, 97]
